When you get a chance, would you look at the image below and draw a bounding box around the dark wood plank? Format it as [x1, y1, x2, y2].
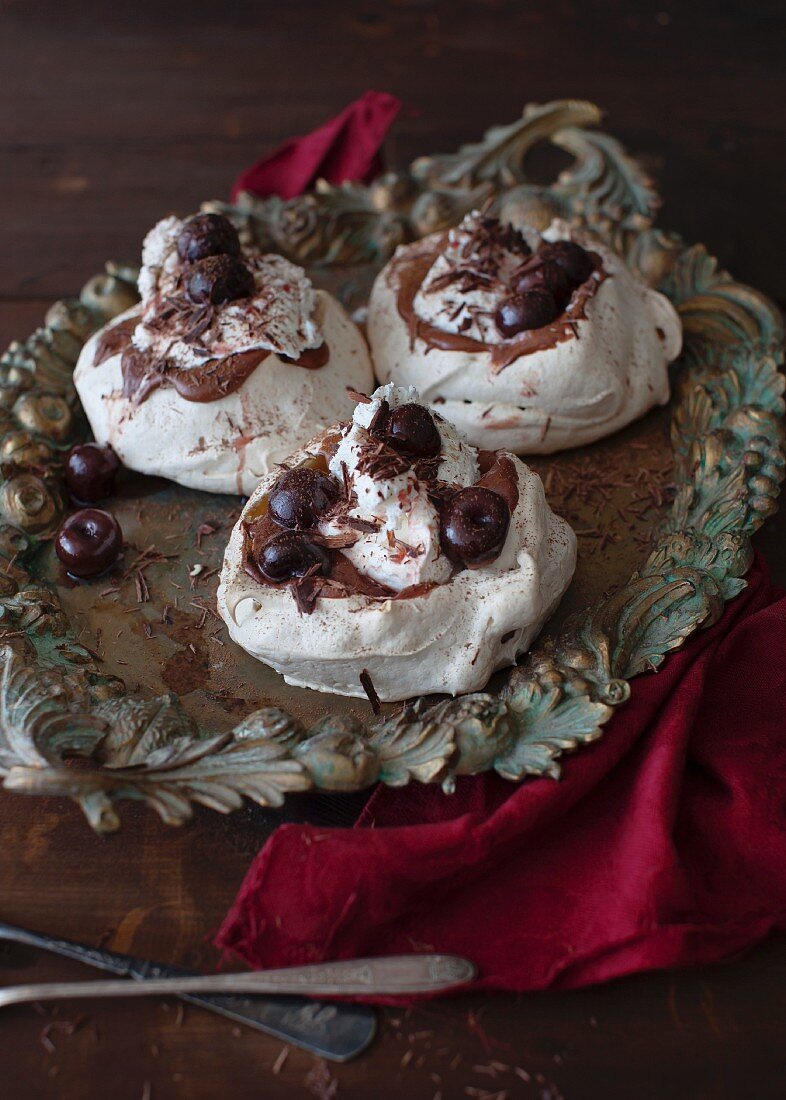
[1, 3, 785, 1098]
[1, 2, 785, 302]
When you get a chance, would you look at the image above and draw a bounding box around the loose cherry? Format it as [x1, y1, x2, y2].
[55, 508, 123, 578]
[64, 442, 120, 503]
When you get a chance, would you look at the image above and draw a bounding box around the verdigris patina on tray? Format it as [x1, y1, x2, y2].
[0, 100, 782, 831]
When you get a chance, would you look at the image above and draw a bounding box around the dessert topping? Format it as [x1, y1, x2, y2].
[494, 290, 560, 338]
[243, 388, 519, 609]
[401, 211, 602, 364]
[371, 401, 442, 458]
[176, 212, 241, 264]
[268, 466, 339, 530]
[184, 254, 255, 306]
[440, 486, 511, 566]
[257, 531, 331, 583]
[94, 215, 327, 404]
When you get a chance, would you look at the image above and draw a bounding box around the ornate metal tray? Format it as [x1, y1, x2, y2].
[1, 100, 782, 832]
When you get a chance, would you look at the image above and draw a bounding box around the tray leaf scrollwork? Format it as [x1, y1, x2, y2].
[0, 102, 783, 830]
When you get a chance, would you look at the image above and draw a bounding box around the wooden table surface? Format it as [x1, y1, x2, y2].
[1, 3, 785, 1097]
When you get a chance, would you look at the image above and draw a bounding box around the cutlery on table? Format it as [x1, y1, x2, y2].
[0, 923, 475, 1060]
[0, 921, 378, 1061]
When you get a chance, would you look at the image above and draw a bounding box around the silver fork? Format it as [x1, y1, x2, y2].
[0, 954, 475, 1010]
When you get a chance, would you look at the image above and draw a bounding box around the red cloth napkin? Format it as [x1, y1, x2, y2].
[217, 554, 786, 993]
[231, 90, 401, 201]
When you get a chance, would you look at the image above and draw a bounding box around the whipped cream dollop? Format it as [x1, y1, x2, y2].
[217, 384, 577, 701]
[135, 215, 322, 367]
[368, 213, 682, 455]
[73, 212, 374, 495]
[321, 384, 478, 590]
[413, 211, 538, 344]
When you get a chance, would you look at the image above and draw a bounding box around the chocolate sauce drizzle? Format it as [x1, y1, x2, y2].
[394, 238, 606, 373]
[93, 318, 329, 405]
[93, 317, 137, 366]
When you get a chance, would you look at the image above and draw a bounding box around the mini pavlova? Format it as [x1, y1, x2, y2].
[74, 212, 374, 494]
[367, 210, 682, 454]
[217, 383, 577, 701]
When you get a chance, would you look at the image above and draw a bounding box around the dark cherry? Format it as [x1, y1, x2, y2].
[513, 257, 572, 309]
[64, 442, 120, 503]
[540, 239, 595, 284]
[494, 290, 559, 338]
[257, 531, 331, 583]
[440, 486, 510, 567]
[268, 466, 339, 530]
[384, 403, 441, 458]
[176, 213, 241, 264]
[184, 254, 255, 305]
[55, 508, 123, 579]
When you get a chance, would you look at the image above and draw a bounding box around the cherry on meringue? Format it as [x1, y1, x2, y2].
[440, 486, 510, 566]
[257, 531, 331, 582]
[177, 212, 241, 264]
[268, 466, 339, 530]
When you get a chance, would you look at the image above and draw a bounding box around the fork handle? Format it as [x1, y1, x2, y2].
[0, 954, 475, 1008]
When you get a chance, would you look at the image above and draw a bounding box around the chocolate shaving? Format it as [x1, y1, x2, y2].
[340, 461, 352, 501]
[427, 481, 455, 513]
[196, 521, 220, 548]
[342, 515, 380, 533]
[367, 398, 390, 437]
[312, 531, 360, 550]
[346, 387, 372, 403]
[293, 578, 319, 615]
[427, 267, 498, 295]
[412, 454, 441, 482]
[182, 305, 216, 345]
[388, 536, 424, 563]
[292, 563, 323, 616]
[355, 437, 416, 481]
[359, 668, 381, 714]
